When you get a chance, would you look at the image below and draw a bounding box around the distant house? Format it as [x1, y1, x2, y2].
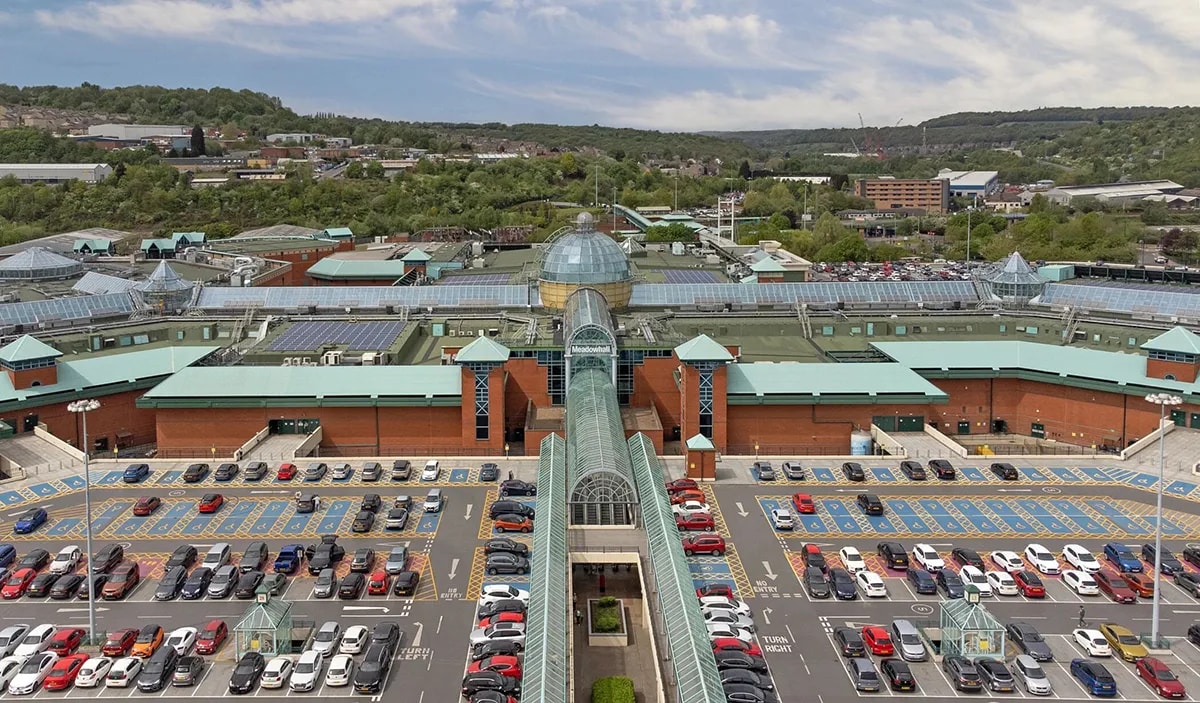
[322, 227, 355, 241]
[73, 239, 116, 256]
[172, 232, 206, 248]
[140, 238, 176, 260]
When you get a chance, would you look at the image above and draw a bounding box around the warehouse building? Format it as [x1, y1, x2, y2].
[86, 124, 188, 140]
[0, 163, 113, 184]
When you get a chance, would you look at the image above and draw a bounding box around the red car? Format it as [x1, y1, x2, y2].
[1095, 571, 1137, 604]
[861, 626, 894, 656]
[195, 620, 228, 655]
[665, 478, 698, 494]
[675, 513, 715, 532]
[468, 655, 523, 679]
[1122, 573, 1156, 598]
[681, 535, 726, 557]
[477, 612, 525, 628]
[1138, 656, 1186, 699]
[1013, 570, 1046, 598]
[1, 567, 35, 599]
[132, 496, 161, 516]
[42, 653, 89, 691]
[277, 463, 298, 480]
[367, 570, 390, 595]
[102, 628, 138, 657]
[712, 637, 762, 657]
[47, 627, 85, 655]
[669, 489, 706, 506]
[696, 583, 734, 599]
[493, 515, 533, 533]
[791, 493, 816, 514]
[197, 493, 225, 514]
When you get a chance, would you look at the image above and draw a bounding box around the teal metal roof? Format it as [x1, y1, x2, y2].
[139, 238, 175, 252]
[1142, 327, 1200, 355]
[564, 288, 614, 350]
[73, 238, 114, 253]
[686, 433, 715, 450]
[455, 336, 510, 363]
[306, 258, 409, 280]
[674, 334, 734, 362]
[171, 231, 206, 244]
[0, 335, 62, 363]
[627, 433, 725, 703]
[726, 362, 946, 402]
[322, 227, 354, 239]
[139, 365, 462, 407]
[523, 433, 569, 703]
[0, 345, 216, 406]
[401, 248, 432, 262]
[749, 257, 786, 272]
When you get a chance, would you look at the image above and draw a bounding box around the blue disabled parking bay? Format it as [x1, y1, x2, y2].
[46, 517, 82, 537]
[981, 499, 1033, 532]
[0, 490, 23, 506]
[91, 502, 132, 533]
[316, 500, 353, 534]
[959, 467, 988, 482]
[449, 469, 471, 483]
[148, 503, 193, 536]
[688, 559, 732, 579]
[250, 501, 291, 534]
[215, 501, 257, 534]
[820, 499, 863, 533]
[1079, 467, 1117, 483]
[416, 512, 440, 533]
[1085, 500, 1183, 536]
[811, 467, 836, 482]
[917, 500, 966, 533]
[1046, 500, 1106, 535]
[886, 499, 931, 533]
[1019, 467, 1049, 482]
[60, 475, 86, 490]
[949, 499, 999, 532]
[1165, 480, 1199, 497]
[27, 483, 59, 498]
[1013, 500, 1071, 535]
[870, 467, 897, 482]
[1048, 467, 1084, 482]
[96, 471, 126, 485]
[154, 471, 182, 485]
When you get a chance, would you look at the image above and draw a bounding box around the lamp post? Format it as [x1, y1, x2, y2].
[1144, 392, 1182, 646]
[68, 398, 101, 645]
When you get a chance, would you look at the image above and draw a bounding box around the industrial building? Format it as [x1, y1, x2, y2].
[854, 176, 950, 212]
[937, 169, 1001, 197]
[86, 124, 188, 140]
[1046, 180, 1185, 205]
[0, 163, 113, 184]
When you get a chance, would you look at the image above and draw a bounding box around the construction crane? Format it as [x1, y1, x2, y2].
[857, 113, 885, 160]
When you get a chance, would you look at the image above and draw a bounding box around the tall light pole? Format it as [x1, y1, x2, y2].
[1144, 392, 1182, 646]
[68, 398, 101, 645]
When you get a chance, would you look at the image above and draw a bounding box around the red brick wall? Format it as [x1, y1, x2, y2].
[1147, 359, 1198, 383]
[457, 366, 506, 452]
[14, 389, 158, 451]
[503, 359, 550, 437]
[9, 366, 58, 390]
[632, 357, 680, 441]
[725, 403, 935, 454]
[307, 277, 396, 286]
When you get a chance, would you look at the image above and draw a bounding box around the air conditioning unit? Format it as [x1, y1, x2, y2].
[449, 330, 457, 336]
[361, 352, 379, 365]
[322, 350, 343, 366]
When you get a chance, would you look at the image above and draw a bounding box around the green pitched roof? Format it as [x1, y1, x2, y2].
[139, 238, 175, 252]
[171, 231, 206, 244]
[306, 258, 409, 280]
[455, 336, 511, 363]
[749, 257, 786, 272]
[401, 248, 432, 262]
[726, 362, 948, 401]
[323, 227, 354, 239]
[73, 238, 114, 253]
[686, 433, 716, 450]
[674, 334, 734, 362]
[0, 345, 216, 406]
[0, 335, 62, 364]
[1142, 327, 1200, 355]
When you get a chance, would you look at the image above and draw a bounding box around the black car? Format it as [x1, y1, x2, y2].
[880, 658, 917, 692]
[856, 493, 884, 516]
[26, 571, 59, 597]
[350, 548, 376, 573]
[937, 569, 965, 598]
[1143, 544, 1184, 574]
[354, 643, 391, 693]
[802, 545, 827, 572]
[499, 480, 537, 497]
[470, 640, 523, 662]
[339, 572, 366, 599]
[898, 461, 926, 480]
[951, 547, 985, 570]
[182, 463, 210, 483]
[370, 622, 401, 651]
[877, 542, 909, 570]
[485, 553, 530, 575]
[715, 651, 770, 673]
[977, 658, 1015, 692]
[804, 565, 830, 599]
[243, 462, 268, 481]
[351, 510, 376, 533]
[1005, 622, 1052, 662]
[78, 574, 107, 600]
[360, 494, 382, 513]
[469, 692, 510, 703]
[180, 567, 212, 600]
[214, 463, 239, 481]
[928, 459, 956, 480]
[18, 548, 50, 571]
[392, 570, 420, 596]
[138, 646, 179, 692]
[720, 668, 773, 691]
[165, 545, 198, 571]
[49, 573, 84, 599]
[725, 682, 780, 703]
[943, 655, 982, 692]
[1189, 624, 1200, 647]
[841, 462, 866, 482]
[479, 463, 500, 482]
[1174, 571, 1200, 596]
[829, 568, 857, 600]
[234, 571, 264, 599]
[172, 656, 204, 687]
[781, 462, 806, 480]
[228, 652, 265, 694]
[990, 462, 1018, 480]
[1184, 546, 1200, 570]
[484, 538, 530, 557]
[906, 567, 937, 595]
[478, 599, 527, 620]
[154, 566, 188, 601]
[833, 627, 866, 656]
[307, 536, 345, 574]
[489, 500, 535, 520]
[463, 671, 521, 697]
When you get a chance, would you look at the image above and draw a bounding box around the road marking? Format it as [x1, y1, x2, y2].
[448, 559, 460, 580]
[761, 608, 773, 625]
[436, 616, 442, 634]
[411, 621, 424, 648]
[762, 561, 778, 581]
[785, 625, 796, 643]
[343, 606, 389, 613]
[464, 504, 473, 521]
[735, 502, 749, 517]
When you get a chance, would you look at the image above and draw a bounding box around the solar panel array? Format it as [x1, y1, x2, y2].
[439, 273, 512, 286]
[0, 293, 139, 326]
[267, 321, 406, 351]
[1040, 283, 1200, 317]
[196, 285, 537, 310]
[628, 280, 979, 306]
[661, 269, 719, 284]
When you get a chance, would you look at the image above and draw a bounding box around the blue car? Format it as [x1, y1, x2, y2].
[0, 543, 15, 568]
[906, 566, 938, 595]
[1070, 659, 1117, 696]
[273, 544, 305, 574]
[1103, 542, 1142, 573]
[122, 463, 150, 483]
[13, 508, 47, 534]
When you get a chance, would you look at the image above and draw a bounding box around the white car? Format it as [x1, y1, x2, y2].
[260, 656, 294, 689]
[769, 508, 795, 530]
[166, 626, 197, 655]
[12, 625, 55, 660]
[325, 654, 354, 687]
[338, 626, 369, 655]
[420, 463, 440, 481]
[959, 565, 992, 596]
[331, 463, 353, 480]
[855, 571, 888, 597]
[699, 596, 752, 617]
[105, 657, 141, 688]
[1073, 629, 1111, 657]
[1063, 544, 1102, 573]
[310, 622, 341, 657]
[985, 571, 1019, 596]
[672, 501, 712, 517]
[7, 651, 57, 695]
[706, 623, 754, 643]
[839, 547, 867, 574]
[1024, 544, 1060, 575]
[991, 550, 1024, 572]
[0, 657, 22, 691]
[478, 584, 530, 606]
[702, 610, 755, 631]
[1063, 570, 1099, 595]
[469, 623, 526, 646]
[290, 650, 323, 691]
[911, 544, 945, 572]
[48, 546, 81, 575]
[0, 626, 29, 658]
[75, 657, 112, 688]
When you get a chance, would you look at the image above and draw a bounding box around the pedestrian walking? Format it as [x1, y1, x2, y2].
[575, 608, 582, 625]
[508, 470, 514, 481]
[1078, 605, 1086, 627]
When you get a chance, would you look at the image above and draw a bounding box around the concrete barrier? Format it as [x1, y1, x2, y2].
[1121, 418, 1174, 461]
[33, 425, 86, 462]
[923, 424, 969, 458]
[869, 425, 907, 457]
[292, 427, 323, 459]
[233, 426, 271, 462]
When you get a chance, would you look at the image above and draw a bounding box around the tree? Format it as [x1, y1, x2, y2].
[190, 125, 206, 156]
[895, 218, 916, 237]
[644, 222, 696, 242]
[738, 160, 751, 180]
[365, 160, 384, 180]
[345, 161, 364, 179]
[815, 234, 870, 263]
[1141, 200, 1169, 225]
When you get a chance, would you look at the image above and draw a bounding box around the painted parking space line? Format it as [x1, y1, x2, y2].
[917, 499, 967, 533]
[112, 515, 147, 536]
[317, 499, 353, 534]
[870, 467, 897, 482]
[949, 499, 999, 532]
[1166, 480, 1199, 497]
[153, 470, 183, 485]
[1047, 499, 1107, 535]
[0, 490, 23, 506]
[1129, 472, 1160, 489]
[215, 500, 258, 534]
[811, 467, 836, 482]
[60, 475, 85, 490]
[1078, 466, 1117, 483]
[688, 558, 732, 579]
[959, 466, 987, 482]
[820, 499, 863, 533]
[95, 471, 126, 485]
[884, 499, 928, 533]
[1019, 466, 1049, 481]
[27, 482, 60, 498]
[182, 513, 217, 535]
[1048, 466, 1084, 482]
[146, 503, 192, 536]
[981, 499, 1033, 532]
[864, 514, 899, 534]
[249, 500, 290, 534]
[45, 517, 82, 536]
[91, 501, 132, 533]
[1015, 499, 1072, 535]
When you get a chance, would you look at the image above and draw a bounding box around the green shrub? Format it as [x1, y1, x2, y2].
[598, 595, 618, 608]
[592, 612, 621, 633]
[592, 676, 635, 703]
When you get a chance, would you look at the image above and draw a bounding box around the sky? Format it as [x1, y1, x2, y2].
[4, 0, 1200, 132]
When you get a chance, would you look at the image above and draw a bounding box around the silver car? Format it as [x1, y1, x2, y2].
[313, 569, 336, 599]
[1011, 654, 1052, 695]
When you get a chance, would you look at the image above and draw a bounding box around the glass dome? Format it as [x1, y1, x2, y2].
[540, 213, 631, 284]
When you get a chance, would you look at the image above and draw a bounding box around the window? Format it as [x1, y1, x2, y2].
[177, 331, 185, 341]
[895, 325, 907, 336]
[1149, 350, 1197, 363]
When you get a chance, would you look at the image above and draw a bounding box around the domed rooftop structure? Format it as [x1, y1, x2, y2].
[539, 212, 632, 309]
[0, 247, 83, 281]
[980, 251, 1048, 302]
[138, 261, 194, 311]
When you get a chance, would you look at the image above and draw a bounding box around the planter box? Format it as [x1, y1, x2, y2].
[587, 598, 628, 647]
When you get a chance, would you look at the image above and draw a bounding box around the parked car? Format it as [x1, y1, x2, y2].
[1103, 542, 1142, 573]
[841, 462, 866, 481]
[876, 542, 909, 570]
[181, 464, 209, 483]
[781, 462, 806, 480]
[122, 463, 151, 483]
[243, 462, 268, 481]
[1070, 659, 1117, 696]
[856, 493, 884, 515]
[928, 459, 956, 479]
[1012, 654, 1052, 695]
[989, 462, 1018, 480]
[898, 460, 926, 480]
[943, 656, 982, 692]
[214, 463, 239, 481]
[1137, 656, 1186, 699]
[1007, 622, 1053, 662]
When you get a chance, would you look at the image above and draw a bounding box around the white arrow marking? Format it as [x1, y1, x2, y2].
[250, 490, 289, 495]
[57, 607, 109, 613]
[411, 621, 424, 648]
[343, 606, 389, 613]
[842, 621, 878, 629]
[448, 559, 460, 580]
[436, 616, 443, 634]
[761, 608, 773, 625]
[997, 489, 1033, 493]
[464, 504, 473, 521]
[735, 502, 749, 517]
[762, 561, 778, 581]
